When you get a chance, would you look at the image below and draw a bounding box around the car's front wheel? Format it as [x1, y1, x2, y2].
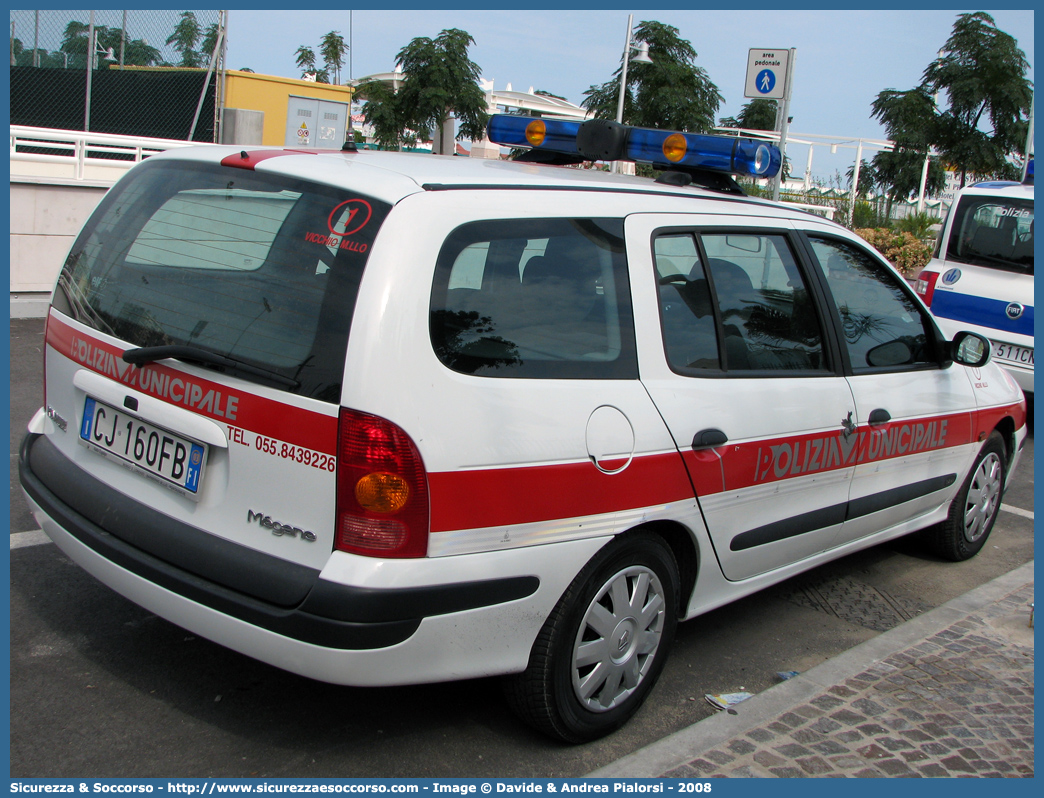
[923, 430, 1007, 561]
[504, 532, 679, 742]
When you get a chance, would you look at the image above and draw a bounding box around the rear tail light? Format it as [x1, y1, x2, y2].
[915, 270, 940, 306]
[336, 408, 430, 558]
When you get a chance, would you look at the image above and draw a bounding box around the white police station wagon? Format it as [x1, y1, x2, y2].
[916, 167, 1034, 396]
[20, 116, 1027, 742]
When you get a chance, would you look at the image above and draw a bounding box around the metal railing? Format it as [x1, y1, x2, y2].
[10, 124, 206, 182]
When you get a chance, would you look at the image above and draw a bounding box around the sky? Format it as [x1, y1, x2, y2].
[226, 7, 1031, 182]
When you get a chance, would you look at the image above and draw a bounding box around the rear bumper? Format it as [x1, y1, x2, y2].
[19, 432, 537, 653]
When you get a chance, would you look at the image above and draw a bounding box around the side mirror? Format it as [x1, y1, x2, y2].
[866, 340, 913, 368]
[951, 331, 992, 368]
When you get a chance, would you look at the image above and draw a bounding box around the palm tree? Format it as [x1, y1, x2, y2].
[319, 31, 347, 85]
[166, 11, 203, 68]
[199, 23, 221, 65]
[295, 45, 317, 78]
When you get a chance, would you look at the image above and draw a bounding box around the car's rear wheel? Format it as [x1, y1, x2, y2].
[923, 431, 1007, 561]
[504, 532, 679, 743]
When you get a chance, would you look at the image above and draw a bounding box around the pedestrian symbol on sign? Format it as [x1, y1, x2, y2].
[757, 69, 776, 94]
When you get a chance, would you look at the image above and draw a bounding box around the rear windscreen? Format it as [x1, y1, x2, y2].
[53, 158, 390, 401]
[944, 194, 1033, 275]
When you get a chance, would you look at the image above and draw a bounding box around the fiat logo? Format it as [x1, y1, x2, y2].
[1005, 303, 1025, 320]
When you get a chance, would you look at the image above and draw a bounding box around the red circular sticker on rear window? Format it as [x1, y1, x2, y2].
[328, 199, 373, 237]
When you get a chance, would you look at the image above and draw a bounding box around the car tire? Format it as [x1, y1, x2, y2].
[923, 431, 1007, 562]
[504, 532, 679, 743]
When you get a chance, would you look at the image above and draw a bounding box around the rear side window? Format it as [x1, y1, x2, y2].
[944, 194, 1033, 274]
[430, 218, 636, 378]
[53, 159, 390, 401]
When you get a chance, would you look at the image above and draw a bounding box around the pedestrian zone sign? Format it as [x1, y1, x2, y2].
[745, 48, 789, 100]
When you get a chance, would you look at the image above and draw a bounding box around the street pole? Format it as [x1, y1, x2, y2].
[772, 48, 795, 202]
[848, 139, 863, 226]
[613, 14, 635, 174]
[85, 11, 95, 132]
[916, 151, 931, 214]
[615, 14, 634, 126]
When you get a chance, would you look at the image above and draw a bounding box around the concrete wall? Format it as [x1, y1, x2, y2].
[10, 181, 110, 315]
[222, 108, 265, 145]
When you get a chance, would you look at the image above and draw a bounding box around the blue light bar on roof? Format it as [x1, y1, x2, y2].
[626, 128, 782, 178]
[486, 115, 582, 157]
[485, 114, 783, 179]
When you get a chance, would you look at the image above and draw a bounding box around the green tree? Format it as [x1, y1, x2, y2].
[845, 159, 881, 198]
[11, 39, 66, 68]
[319, 31, 347, 85]
[924, 12, 1031, 185]
[357, 78, 414, 150]
[166, 11, 203, 68]
[582, 20, 723, 132]
[56, 21, 159, 69]
[394, 28, 489, 154]
[870, 86, 945, 207]
[719, 98, 777, 131]
[294, 45, 317, 79]
[58, 21, 91, 68]
[871, 13, 1031, 189]
[199, 23, 221, 65]
[871, 149, 946, 208]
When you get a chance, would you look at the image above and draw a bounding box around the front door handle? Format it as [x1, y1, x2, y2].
[692, 429, 728, 449]
[868, 408, 891, 426]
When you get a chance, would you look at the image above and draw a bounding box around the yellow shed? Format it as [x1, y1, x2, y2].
[223, 70, 355, 147]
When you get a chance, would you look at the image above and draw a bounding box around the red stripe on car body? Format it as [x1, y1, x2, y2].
[47, 316, 336, 454]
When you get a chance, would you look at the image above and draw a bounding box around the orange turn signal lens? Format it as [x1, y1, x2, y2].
[525, 120, 547, 146]
[662, 134, 688, 163]
[355, 472, 410, 513]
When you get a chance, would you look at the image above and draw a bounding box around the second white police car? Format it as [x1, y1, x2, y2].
[916, 166, 1034, 396]
[20, 115, 1027, 742]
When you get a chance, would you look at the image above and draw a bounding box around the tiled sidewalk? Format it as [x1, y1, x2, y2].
[591, 563, 1033, 779]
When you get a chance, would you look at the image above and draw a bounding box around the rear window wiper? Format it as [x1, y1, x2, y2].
[122, 345, 301, 389]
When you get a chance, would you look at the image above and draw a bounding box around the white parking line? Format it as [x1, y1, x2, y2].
[11, 529, 52, 549]
[1001, 504, 1034, 520]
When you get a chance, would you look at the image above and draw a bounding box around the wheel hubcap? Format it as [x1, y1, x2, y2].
[571, 565, 665, 712]
[963, 452, 1003, 544]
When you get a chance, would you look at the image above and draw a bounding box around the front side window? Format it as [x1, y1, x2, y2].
[54, 159, 390, 400]
[654, 231, 827, 374]
[809, 236, 936, 372]
[430, 218, 636, 379]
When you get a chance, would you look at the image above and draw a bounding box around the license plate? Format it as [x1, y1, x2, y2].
[991, 341, 1034, 367]
[79, 396, 207, 497]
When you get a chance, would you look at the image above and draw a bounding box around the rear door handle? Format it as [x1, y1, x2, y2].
[692, 429, 728, 449]
[868, 408, 891, 426]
